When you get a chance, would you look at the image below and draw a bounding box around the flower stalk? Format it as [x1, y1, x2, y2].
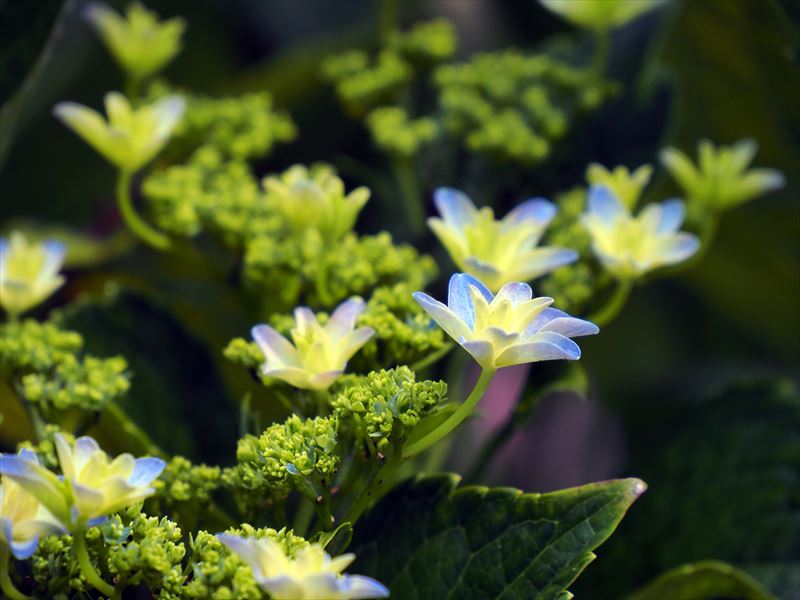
[116, 171, 171, 250]
[73, 528, 118, 599]
[0, 543, 31, 600]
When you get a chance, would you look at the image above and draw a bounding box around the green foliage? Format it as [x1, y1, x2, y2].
[355, 283, 449, 370]
[332, 366, 447, 452]
[0, 318, 82, 374]
[576, 379, 800, 599]
[17, 424, 75, 470]
[223, 414, 340, 503]
[144, 146, 272, 242]
[628, 561, 775, 600]
[434, 51, 613, 164]
[366, 107, 439, 158]
[21, 354, 129, 415]
[386, 19, 457, 64]
[31, 507, 186, 598]
[149, 455, 222, 529]
[243, 231, 437, 311]
[350, 474, 645, 599]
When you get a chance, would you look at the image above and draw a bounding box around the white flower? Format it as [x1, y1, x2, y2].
[252, 297, 374, 390]
[581, 185, 700, 279]
[428, 188, 577, 292]
[0, 231, 65, 318]
[217, 535, 389, 599]
[413, 273, 597, 370]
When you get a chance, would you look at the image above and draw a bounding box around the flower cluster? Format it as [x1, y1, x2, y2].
[224, 415, 340, 500]
[434, 50, 613, 163]
[333, 366, 447, 451]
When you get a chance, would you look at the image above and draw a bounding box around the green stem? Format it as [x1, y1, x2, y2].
[392, 158, 425, 236]
[587, 279, 632, 327]
[592, 30, 611, 79]
[342, 447, 403, 526]
[0, 543, 31, 600]
[116, 171, 171, 250]
[73, 528, 118, 598]
[403, 368, 497, 459]
[292, 498, 315, 537]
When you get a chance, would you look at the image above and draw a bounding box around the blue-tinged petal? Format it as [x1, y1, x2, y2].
[493, 282, 533, 305]
[656, 233, 700, 265]
[588, 185, 626, 223]
[251, 324, 301, 367]
[85, 516, 109, 527]
[539, 316, 599, 338]
[513, 247, 578, 282]
[128, 457, 166, 487]
[447, 273, 475, 329]
[656, 199, 685, 233]
[42, 240, 66, 273]
[73, 436, 101, 472]
[463, 257, 501, 278]
[495, 332, 581, 367]
[0, 455, 67, 522]
[339, 575, 391, 598]
[9, 534, 40, 560]
[502, 198, 556, 228]
[0, 519, 13, 547]
[433, 187, 478, 227]
[412, 292, 472, 341]
[483, 327, 519, 348]
[18, 448, 39, 464]
[325, 297, 365, 339]
[293, 307, 317, 334]
[71, 482, 105, 516]
[524, 307, 570, 335]
[729, 138, 758, 172]
[460, 338, 495, 369]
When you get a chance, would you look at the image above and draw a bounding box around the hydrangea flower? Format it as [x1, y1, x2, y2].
[217, 535, 389, 599]
[54, 92, 185, 173]
[0, 449, 65, 559]
[0, 434, 165, 530]
[86, 1, 185, 82]
[581, 185, 700, 279]
[252, 298, 374, 390]
[413, 273, 597, 370]
[539, 0, 668, 30]
[264, 164, 370, 239]
[0, 231, 65, 319]
[428, 188, 577, 292]
[586, 163, 653, 209]
[660, 138, 785, 213]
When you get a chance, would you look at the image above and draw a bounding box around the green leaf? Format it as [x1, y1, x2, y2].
[54, 286, 238, 463]
[349, 474, 645, 599]
[574, 379, 800, 599]
[628, 561, 775, 600]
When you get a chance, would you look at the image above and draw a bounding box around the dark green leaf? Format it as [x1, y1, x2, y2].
[629, 561, 775, 600]
[55, 286, 238, 462]
[350, 474, 645, 599]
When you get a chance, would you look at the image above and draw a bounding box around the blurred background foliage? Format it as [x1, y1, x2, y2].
[1, 0, 798, 597]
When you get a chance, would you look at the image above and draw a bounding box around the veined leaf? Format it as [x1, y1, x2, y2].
[628, 560, 775, 600]
[350, 474, 645, 599]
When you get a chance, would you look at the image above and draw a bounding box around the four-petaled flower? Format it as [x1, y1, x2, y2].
[539, 0, 668, 31]
[0, 449, 66, 559]
[581, 185, 700, 279]
[413, 273, 597, 370]
[264, 164, 370, 240]
[0, 231, 66, 319]
[86, 1, 185, 82]
[586, 163, 653, 209]
[217, 534, 389, 599]
[660, 138, 785, 215]
[252, 297, 374, 390]
[0, 435, 165, 530]
[54, 92, 185, 173]
[428, 187, 577, 293]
